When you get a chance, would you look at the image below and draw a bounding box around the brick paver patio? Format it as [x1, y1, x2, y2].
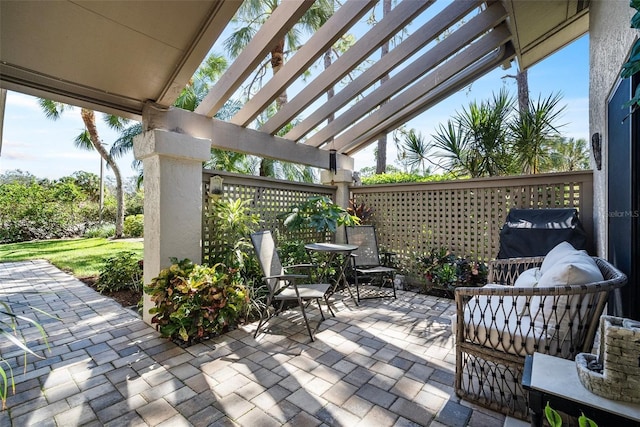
[0, 260, 505, 426]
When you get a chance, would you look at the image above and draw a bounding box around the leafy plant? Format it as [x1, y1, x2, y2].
[84, 223, 116, 238]
[347, 198, 375, 223]
[417, 247, 487, 296]
[123, 214, 144, 237]
[96, 251, 143, 293]
[279, 195, 359, 234]
[0, 299, 59, 410]
[545, 402, 598, 427]
[207, 198, 260, 272]
[622, 0, 640, 109]
[145, 258, 248, 344]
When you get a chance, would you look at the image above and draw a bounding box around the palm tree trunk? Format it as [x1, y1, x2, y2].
[80, 109, 125, 238]
[375, 0, 392, 174]
[271, 39, 288, 109]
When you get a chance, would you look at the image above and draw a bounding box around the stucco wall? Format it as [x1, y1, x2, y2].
[589, 0, 636, 256]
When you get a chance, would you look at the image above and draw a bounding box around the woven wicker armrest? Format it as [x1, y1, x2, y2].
[487, 256, 545, 286]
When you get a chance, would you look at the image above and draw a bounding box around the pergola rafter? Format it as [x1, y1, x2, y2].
[229, 0, 377, 128]
[305, 1, 509, 149]
[194, 0, 314, 118]
[259, 0, 437, 136]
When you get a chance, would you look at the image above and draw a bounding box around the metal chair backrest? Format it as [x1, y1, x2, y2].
[251, 230, 284, 294]
[346, 225, 381, 267]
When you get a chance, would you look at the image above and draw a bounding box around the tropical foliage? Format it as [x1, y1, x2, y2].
[432, 89, 515, 177]
[622, 0, 640, 109]
[145, 258, 248, 344]
[96, 251, 143, 294]
[0, 170, 142, 244]
[279, 195, 359, 234]
[38, 101, 126, 237]
[416, 247, 488, 297]
[0, 299, 58, 410]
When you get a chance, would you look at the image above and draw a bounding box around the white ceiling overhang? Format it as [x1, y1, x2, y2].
[0, 0, 588, 167]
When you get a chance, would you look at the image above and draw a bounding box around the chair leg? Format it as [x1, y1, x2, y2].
[297, 297, 315, 342]
[316, 298, 325, 321]
[324, 295, 335, 317]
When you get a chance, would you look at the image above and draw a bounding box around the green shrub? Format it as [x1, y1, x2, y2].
[96, 251, 143, 293]
[361, 171, 462, 185]
[123, 214, 144, 237]
[84, 223, 115, 238]
[416, 247, 487, 297]
[145, 258, 248, 344]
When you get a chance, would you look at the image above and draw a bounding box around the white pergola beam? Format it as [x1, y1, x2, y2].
[285, 0, 481, 142]
[143, 104, 353, 171]
[260, 0, 435, 135]
[155, 1, 242, 107]
[305, 2, 508, 148]
[195, 0, 313, 117]
[230, 0, 376, 128]
[343, 44, 516, 155]
[332, 24, 512, 153]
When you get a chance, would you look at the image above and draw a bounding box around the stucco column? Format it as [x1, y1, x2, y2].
[134, 129, 211, 325]
[321, 169, 353, 243]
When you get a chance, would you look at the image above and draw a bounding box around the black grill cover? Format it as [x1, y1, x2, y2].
[497, 208, 588, 259]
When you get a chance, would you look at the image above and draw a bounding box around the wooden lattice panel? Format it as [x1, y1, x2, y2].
[351, 172, 593, 275]
[202, 170, 335, 265]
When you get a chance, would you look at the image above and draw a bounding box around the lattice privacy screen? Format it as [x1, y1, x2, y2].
[202, 170, 336, 265]
[350, 172, 594, 268]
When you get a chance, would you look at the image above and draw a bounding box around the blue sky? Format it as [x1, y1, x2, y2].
[0, 34, 589, 181]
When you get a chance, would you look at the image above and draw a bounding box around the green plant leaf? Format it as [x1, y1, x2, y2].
[578, 413, 598, 427]
[631, 0, 640, 13]
[545, 402, 563, 427]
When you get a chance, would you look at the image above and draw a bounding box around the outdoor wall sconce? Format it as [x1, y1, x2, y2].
[209, 175, 224, 199]
[591, 132, 602, 170]
[329, 149, 337, 173]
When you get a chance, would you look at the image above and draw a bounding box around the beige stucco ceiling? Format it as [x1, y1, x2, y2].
[0, 0, 588, 157]
[505, 0, 589, 69]
[0, 0, 240, 119]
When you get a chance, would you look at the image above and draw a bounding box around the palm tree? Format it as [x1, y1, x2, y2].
[509, 93, 565, 174]
[38, 100, 126, 237]
[546, 137, 590, 172]
[432, 89, 514, 177]
[375, 0, 392, 175]
[396, 129, 433, 175]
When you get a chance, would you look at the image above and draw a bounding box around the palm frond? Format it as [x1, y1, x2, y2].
[73, 130, 95, 151]
[38, 99, 68, 120]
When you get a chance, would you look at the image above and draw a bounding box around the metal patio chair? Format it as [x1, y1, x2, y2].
[251, 230, 333, 342]
[345, 225, 397, 301]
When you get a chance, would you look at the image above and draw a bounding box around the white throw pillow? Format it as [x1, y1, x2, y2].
[532, 252, 603, 342]
[537, 253, 603, 287]
[540, 241, 578, 274]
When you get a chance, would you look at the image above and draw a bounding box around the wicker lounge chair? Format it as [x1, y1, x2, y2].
[454, 255, 626, 419]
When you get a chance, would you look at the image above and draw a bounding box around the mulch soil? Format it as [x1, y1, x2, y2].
[79, 276, 142, 308]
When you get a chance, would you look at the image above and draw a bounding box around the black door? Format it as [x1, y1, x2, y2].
[607, 76, 639, 320]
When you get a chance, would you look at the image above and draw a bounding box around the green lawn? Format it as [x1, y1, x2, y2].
[0, 238, 143, 278]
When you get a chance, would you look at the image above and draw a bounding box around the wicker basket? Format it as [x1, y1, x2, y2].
[575, 315, 640, 403]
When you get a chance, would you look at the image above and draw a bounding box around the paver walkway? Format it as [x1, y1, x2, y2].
[0, 260, 505, 426]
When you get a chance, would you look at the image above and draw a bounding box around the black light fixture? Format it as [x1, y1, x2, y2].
[591, 132, 602, 170]
[329, 149, 337, 173]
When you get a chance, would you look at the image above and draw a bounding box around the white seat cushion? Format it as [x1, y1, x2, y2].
[462, 293, 548, 356]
